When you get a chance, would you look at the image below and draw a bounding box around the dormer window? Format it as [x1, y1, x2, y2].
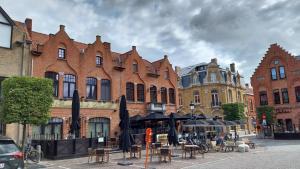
[58, 48, 66, 59]
[96, 52, 103, 66]
[132, 61, 138, 73]
[0, 8, 13, 48]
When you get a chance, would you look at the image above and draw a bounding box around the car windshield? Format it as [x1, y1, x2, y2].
[0, 140, 20, 154]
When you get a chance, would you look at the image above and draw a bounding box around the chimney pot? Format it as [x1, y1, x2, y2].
[25, 18, 32, 37]
[59, 25, 65, 31]
[132, 46, 136, 50]
[164, 55, 168, 59]
[230, 63, 236, 72]
[103, 42, 111, 51]
[96, 35, 101, 42]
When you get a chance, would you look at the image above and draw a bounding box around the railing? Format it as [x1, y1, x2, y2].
[211, 102, 222, 108]
[147, 102, 166, 112]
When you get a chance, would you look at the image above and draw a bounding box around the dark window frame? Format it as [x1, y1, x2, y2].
[45, 72, 59, 97]
[96, 55, 103, 66]
[169, 88, 175, 104]
[86, 77, 97, 100]
[101, 79, 111, 101]
[271, 67, 277, 80]
[150, 86, 157, 103]
[137, 84, 145, 102]
[58, 48, 66, 59]
[273, 89, 281, 104]
[161, 87, 168, 104]
[259, 91, 268, 106]
[279, 66, 286, 79]
[126, 82, 135, 102]
[63, 74, 76, 98]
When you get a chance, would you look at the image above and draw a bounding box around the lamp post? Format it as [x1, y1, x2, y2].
[190, 102, 195, 132]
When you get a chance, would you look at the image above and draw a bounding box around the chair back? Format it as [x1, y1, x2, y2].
[160, 148, 169, 156]
[96, 149, 105, 156]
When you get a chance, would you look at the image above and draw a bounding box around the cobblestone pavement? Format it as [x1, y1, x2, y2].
[27, 137, 300, 169]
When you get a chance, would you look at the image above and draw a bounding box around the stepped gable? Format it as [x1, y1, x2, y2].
[251, 43, 296, 80]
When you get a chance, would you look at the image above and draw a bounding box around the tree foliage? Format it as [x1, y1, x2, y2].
[0, 77, 53, 125]
[256, 106, 274, 125]
[222, 103, 245, 121]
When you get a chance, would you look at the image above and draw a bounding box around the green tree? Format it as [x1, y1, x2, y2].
[222, 103, 245, 121]
[0, 77, 53, 150]
[256, 106, 274, 125]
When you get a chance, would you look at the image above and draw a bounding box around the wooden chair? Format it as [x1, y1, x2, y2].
[95, 149, 106, 163]
[87, 148, 96, 163]
[159, 148, 171, 162]
[130, 145, 142, 159]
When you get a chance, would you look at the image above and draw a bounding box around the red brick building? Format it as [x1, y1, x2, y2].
[251, 44, 300, 132]
[17, 20, 178, 139]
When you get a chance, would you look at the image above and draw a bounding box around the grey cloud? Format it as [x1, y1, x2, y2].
[3, 0, 300, 82]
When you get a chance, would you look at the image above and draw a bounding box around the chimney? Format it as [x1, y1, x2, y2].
[49, 33, 55, 39]
[164, 55, 168, 59]
[59, 25, 65, 31]
[132, 46, 136, 51]
[103, 42, 111, 51]
[96, 35, 101, 42]
[230, 63, 235, 72]
[25, 18, 32, 37]
[211, 58, 217, 64]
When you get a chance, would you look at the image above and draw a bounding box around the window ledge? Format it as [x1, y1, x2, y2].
[57, 58, 67, 61]
[96, 65, 103, 68]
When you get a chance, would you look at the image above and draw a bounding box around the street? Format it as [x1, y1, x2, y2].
[27, 138, 300, 169]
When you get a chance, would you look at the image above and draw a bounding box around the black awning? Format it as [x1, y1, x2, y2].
[183, 119, 210, 126]
[205, 120, 224, 126]
[141, 112, 168, 121]
[130, 115, 142, 122]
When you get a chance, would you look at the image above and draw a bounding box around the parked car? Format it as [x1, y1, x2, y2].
[0, 136, 24, 169]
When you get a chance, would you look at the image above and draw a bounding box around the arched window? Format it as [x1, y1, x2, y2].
[193, 90, 200, 104]
[96, 52, 103, 66]
[137, 84, 145, 102]
[169, 88, 175, 104]
[259, 91, 268, 105]
[101, 79, 111, 101]
[63, 74, 76, 98]
[211, 89, 219, 107]
[228, 89, 233, 103]
[150, 85, 157, 103]
[58, 44, 66, 59]
[86, 77, 97, 100]
[126, 82, 135, 101]
[88, 117, 110, 138]
[45, 71, 59, 97]
[132, 61, 138, 73]
[161, 87, 167, 104]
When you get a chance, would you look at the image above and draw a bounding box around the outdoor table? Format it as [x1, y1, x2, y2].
[95, 148, 111, 163]
[183, 145, 198, 159]
[130, 145, 142, 159]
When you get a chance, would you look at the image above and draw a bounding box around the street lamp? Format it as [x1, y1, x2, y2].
[190, 102, 195, 133]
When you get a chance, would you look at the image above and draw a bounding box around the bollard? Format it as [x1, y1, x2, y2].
[37, 145, 41, 163]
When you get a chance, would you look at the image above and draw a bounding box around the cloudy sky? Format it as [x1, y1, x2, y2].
[2, 0, 300, 83]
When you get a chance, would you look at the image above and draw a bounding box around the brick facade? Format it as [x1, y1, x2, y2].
[25, 22, 178, 138]
[251, 44, 300, 132]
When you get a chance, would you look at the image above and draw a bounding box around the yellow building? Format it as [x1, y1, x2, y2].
[176, 58, 246, 119]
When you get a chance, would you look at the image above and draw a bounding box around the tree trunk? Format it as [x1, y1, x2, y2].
[22, 123, 27, 152]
